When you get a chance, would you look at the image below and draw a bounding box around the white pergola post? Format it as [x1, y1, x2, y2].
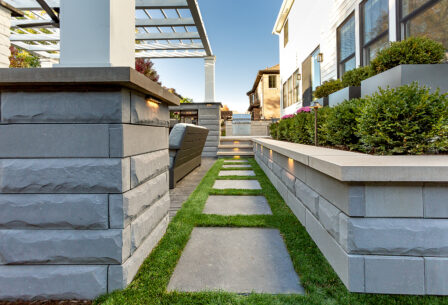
[204, 55, 216, 103]
[0, 6, 11, 68]
[59, 0, 135, 68]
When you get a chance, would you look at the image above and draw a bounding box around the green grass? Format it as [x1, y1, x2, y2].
[96, 158, 448, 305]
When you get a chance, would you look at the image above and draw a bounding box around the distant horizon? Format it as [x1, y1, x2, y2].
[153, 0, 282, 113]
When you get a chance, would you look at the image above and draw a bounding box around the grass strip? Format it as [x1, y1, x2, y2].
[96, 158, 447, 305]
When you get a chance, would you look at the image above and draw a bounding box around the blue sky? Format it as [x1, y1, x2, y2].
[153, 0, 282, 112]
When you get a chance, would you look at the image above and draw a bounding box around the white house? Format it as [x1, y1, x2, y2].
[274, 0, 448, 117]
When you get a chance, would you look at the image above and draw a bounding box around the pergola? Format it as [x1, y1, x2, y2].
[4, 0, 216, 101]
[6, 0, 212, 59]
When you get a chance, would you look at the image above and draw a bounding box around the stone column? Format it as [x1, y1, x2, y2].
[0, 68, 179, 300]
[59, 0, 135, 67]
[204, 56, 216, 103]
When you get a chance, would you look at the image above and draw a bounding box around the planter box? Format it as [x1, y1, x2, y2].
[361, 64, 448, 97]
[328, 86, 361, 107]
[252, 138, 448, 295]
[315, 96, 329, 107]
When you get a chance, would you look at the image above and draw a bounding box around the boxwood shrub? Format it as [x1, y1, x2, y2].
[341, 66, 373, 87]
[370, 36, 446, 74]
[271, 83, 448, 155]
[315, 79, 343, 99]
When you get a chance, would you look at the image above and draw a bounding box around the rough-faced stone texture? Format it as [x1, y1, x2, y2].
[281, 169, 296, 193]
[167, 228, 304, 294]
[109, 172, 169, 229]
[364, 256, 425, 295]
[0, 194, 108, 229]
[286, 190, 306, 226]
[0, 124, 110, 158]
[130, 93, 169, 126]
[346, 218, 448, 256]
[0, 91, 129, 123]
[218, 170, 255, 176]
[203, 195, 272, 215]
[318, 197, 341, 240]
[109, 215, 169, 291]
[0, 158, 130, 194]
[213, 180, 261, 190]
[0, 227, 131, 265]
[0, 265, 108, 301]
[130, 150, 169, 188]
[130, 193, 170, 252]
[365, 184, 423, 217]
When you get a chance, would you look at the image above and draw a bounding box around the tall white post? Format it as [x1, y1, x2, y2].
[204, 56, 216, 103]
[59, 0, 135, 68]
[389, 0, 398, 42]
[0, 6, 11, 68]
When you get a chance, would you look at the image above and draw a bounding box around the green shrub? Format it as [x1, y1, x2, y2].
[322, 98, 365, 150]
[357, 83, 448, 155]
[370, 36, 446, 75]
[306, 107, 333, 146]
[341, 66, 373, 87]
[290, 112, 314, 145]
[269, 122, 279, 140]
[315, 79, 343, 98]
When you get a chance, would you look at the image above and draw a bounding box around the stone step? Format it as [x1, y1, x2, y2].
[218, 170, 255, 176]
[212, 180, 261, 190]
[217, 151, 254, 158]
[203, 195, 272, 215]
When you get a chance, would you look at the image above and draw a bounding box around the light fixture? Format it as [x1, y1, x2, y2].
[146, 98, 161, 108]
[297, 73, 302, 81]
[317, 53, 324, 63]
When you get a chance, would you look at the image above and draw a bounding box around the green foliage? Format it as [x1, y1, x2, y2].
[269, 122, 279, 140]
[341, 66, 373, 87]
[9, 46, 40, 68]
[322, 98, 365, 150]
[370, 36, 446, 74]
[357, 83, 448, 155]
[180, 97, 193, 104]
[314, 79, 343, 98]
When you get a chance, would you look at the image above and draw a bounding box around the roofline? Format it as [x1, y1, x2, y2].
[272, 0, 295, 35]
[246, 68, 280, 96]
[0, 0, 23, 17]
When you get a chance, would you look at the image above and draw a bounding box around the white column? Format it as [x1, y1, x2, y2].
[59, 0, 135, 68]
[389, 0, 398, 42]
[204, 56, 216, 103]
[0, 7, 11, 68]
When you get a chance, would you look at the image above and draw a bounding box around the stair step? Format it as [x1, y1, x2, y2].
[218, 145, 253, 149]
[217, 151, 254, 157]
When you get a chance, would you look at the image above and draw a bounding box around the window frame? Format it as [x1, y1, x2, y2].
[337, 12, 357, 77]
[398, 0, 442, 41]
[360, 0, 390, 66]
[268, 75, 277, 89]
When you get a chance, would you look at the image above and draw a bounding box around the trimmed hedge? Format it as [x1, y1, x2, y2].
[271, 83, 448, 155]
[370, 36, 446, 74]
[341, 66, 373, 87]
[314, 79, 343, 99]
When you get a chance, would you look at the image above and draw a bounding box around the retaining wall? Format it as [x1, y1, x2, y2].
[0, 68, 178, 300]
[253, 138, 448, 295]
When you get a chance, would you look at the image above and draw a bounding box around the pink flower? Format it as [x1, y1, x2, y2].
[297, 107, 312, 113]
[281, 114, 295, 120]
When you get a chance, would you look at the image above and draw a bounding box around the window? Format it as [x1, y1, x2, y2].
[337, 14, 356, 76]
[284, 20, 289, 47]
[293, 69, 300, 104]
[400, 0, 448, 50]
[361, 0, 389, 65]
[282, 75, 295, 109]
[268, 75, 277, 88]
[311, 48, 322, 91]
[282, 81, 288, 109]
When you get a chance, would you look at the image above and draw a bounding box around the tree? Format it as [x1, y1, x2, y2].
[180, 97, 193, 104]
[135, 58, 161, 84]
[9, 46, 41, 68]
[221, 105, 230, 111]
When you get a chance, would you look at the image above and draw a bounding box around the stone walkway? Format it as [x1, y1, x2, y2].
[168, 159, 304, 295]
[169, 158, 216, 219]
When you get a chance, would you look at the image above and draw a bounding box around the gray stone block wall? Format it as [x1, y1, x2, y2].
[254, 145, 448, 295]
[0, 89, 171, 300]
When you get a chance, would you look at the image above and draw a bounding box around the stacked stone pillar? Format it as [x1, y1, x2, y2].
[0, 68, 179, 300]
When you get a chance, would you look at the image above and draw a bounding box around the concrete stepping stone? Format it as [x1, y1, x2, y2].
[219, 170, 255, 176]
[223, 160, 248, 163]
[222, 164, 251, 168]
[203, 195, 272, 215]
[213, 180, 261, 190]
[167, 227, 304, 294]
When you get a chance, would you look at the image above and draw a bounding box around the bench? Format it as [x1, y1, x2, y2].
[169, 123, 209, 189]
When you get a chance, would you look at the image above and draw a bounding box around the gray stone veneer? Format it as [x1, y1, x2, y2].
[0, 87, 172, 300]
[253, 139, 448, 295]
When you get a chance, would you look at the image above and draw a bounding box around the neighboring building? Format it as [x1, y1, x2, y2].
[247, 64, 281, 120]
[274, 0, 448, 116]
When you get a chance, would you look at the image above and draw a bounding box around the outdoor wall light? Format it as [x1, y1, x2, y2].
[317, 53, 324, 63]
[297, 73, 302, 81]
[146, 98, 160, 108]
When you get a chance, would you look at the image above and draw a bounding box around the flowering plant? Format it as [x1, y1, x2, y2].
[281, 114, 295, 120]
[297, 107, 312, 113]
